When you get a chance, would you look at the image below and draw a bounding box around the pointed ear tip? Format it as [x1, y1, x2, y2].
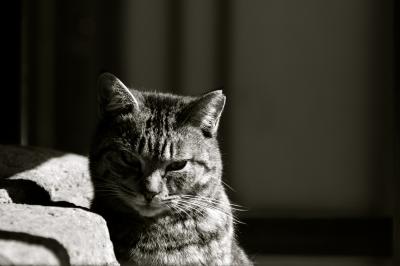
[205, 90, 226, 99]
[214, 90, 226, 102]
[97, 73, 128, 95]
[213, 89, 224, 95]
[98, 72, 118, 83]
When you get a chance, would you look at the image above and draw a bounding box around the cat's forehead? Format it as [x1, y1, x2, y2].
[137, 132, 203, 162]
[137, 93, 184, 131]
[141, 91, 192, 113]
[115, 91, 198, 160]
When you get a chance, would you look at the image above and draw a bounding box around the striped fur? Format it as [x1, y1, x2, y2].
[90, 73, 252, 265]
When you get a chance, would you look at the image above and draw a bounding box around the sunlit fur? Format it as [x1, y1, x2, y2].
[90, 73, 252, 265]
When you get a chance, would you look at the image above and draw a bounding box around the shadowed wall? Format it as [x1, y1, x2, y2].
[21, 0, 394, 226]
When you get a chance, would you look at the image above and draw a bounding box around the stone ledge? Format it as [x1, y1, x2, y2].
[0, 145, 119, 266]
[0, 204, 119, 266]
[0, 145, 93, 208]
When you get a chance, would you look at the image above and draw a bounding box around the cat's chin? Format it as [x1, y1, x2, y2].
[129, 203, 169, 217]
[137, 208, 166, 217]
[135, 206, 168, 217]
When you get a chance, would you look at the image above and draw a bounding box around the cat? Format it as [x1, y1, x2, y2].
[89, 73, 252, 265]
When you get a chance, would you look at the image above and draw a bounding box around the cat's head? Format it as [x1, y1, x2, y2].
[90, 73, 226, 217]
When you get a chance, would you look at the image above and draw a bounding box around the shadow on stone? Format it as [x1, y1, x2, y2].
[0, 145, 93, 210]
[0, 230, 71, 266]
[0, 146, 116, 265]
[0, 179, 90, 211]
[0, 145, 64, 179]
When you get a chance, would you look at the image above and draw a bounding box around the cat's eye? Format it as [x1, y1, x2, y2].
[114, 152, 142, 173]
[125, 156, 142, 171]
[166, 161, 187, 172]
[129, 160, 142, 172]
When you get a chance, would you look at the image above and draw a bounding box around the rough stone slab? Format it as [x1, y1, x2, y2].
[0, 239, 59, 265]
[0, 145, 119, 265]
[0, 145, 93, 208]
[0, 204, 119, 266]
[0, 189, 12, 204]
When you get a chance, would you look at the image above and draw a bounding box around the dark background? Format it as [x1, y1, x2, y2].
[1, 0, 397, 265]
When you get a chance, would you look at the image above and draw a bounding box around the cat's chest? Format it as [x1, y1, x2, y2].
[120, 216, 233, 265]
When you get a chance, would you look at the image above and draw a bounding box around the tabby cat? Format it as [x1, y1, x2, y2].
[90, 73, 252, 265]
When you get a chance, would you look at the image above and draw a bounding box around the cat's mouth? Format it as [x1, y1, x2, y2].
[124, 198, 169, 217]
[120, 193, 180, 217]
[132, 203, 169, 217]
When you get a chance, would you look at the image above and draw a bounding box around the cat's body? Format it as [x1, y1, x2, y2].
[92, 193, 249, 265]
[90, 73, 252, 265]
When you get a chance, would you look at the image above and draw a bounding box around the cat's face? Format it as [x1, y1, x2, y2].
[90, 73, 225, 217]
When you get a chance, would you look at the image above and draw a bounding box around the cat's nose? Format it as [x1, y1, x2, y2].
[143, 170, 162, 202]
[144, 191, 160, 202]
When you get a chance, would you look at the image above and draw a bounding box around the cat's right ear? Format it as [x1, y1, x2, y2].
[180, 90, 226, 138]
[97, 73, 140, 116]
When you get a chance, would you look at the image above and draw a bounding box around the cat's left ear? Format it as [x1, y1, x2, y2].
[182, 90, 226, 137]
[97, 73, 140, 116]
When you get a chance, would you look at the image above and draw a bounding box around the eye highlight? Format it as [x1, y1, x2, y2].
[166, 161, 187, 172]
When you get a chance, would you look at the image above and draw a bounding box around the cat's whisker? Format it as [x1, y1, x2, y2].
[95, 191, 121, 199]
[164, 203, 184, 220]
[162, 195, 181, 202]
[221, 180, 236, 192]
[179, 196, 223, 207]
[95, 183, 121, 189]
[169, 205, 183, 219]
[94, 183, 140, 200]
[114, 182, 137, 194]
[95, 188, 119, 193]
[184, 195, 245, 209]
[166, 196, 200, 217]
[175, 204, 194, 219]
[118, 186, 137, 196]
[95, 182, 124, 191]
[178, 199, 224, 216]
[175, 202, 205, 219]
[171, 202, 197, 220]
[97, 181, 138, 197]
[179, 195, 247, 211]
[183, 195, 246, 211]
[178, 198, 245, 224]
[173, 196, 225, 213]
[94, 186, 121, 193]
